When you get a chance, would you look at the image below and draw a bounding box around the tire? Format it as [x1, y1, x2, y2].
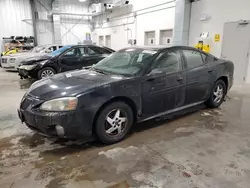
[205, 79, 226, 108]
[95, 102, 134, 144]
[38, 67, 56, 79]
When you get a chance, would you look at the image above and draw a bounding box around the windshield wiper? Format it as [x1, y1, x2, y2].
[92, 68, 109, 75]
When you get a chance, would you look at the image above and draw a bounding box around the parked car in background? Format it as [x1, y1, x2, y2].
[18, 45, 115, 79]
[18, 46, 234, 144]
[1, 44, 63, 71]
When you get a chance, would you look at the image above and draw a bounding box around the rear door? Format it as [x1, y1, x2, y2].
[58, 47, 83, 72]
[142, 50, 186, 118]
[85, 46, 111, 65]
[182, 49, 212, 104]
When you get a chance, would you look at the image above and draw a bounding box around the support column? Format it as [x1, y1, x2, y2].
[52, 0, 62, 44]
[30, 0, 38, 46]
[172, 0, 191, 46]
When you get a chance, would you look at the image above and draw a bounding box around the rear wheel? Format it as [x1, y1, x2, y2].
[95, 102, 133, 144]
[38, 67, 56, 79]
[205, 80, 226, 108]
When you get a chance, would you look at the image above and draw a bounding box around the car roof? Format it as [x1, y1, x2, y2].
[65, 44, 105, 47]
[123, 45, 198, 50]
[120, 45, 206, 53]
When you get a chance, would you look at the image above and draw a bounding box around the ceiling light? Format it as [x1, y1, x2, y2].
[79, 0, 87, 2]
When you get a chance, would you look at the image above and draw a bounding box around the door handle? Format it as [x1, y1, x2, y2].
[208, 70, 213, 73]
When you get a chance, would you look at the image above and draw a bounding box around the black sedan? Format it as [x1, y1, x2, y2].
[18, 46, 234, 144]
[18, 45, 114, 79]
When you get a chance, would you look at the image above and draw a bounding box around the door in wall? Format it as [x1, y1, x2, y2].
[144, 31, 156, 45]
[159, 29, 173, 46]
[105, 35, 111, 48]
[221, 21, 250, 85]
[99, 36, 104, 46]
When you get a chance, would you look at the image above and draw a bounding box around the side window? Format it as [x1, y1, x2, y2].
[58, 46, 63, 49]
[154, 51, 181, 74]
[182, 50, 204, 69]
[48, 46, 57, 51]
[88, 46, 103, 55]
[201, 53, 208, 63]
[64, 48, 81, 57]
[79, 47, 88, 56]
[102, 48, 113, 54]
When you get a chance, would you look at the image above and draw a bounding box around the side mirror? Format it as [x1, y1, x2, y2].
[149, 68, 163, 75]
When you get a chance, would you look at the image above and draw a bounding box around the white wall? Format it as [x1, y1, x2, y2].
[93, 0, 176, 50]
[35, 0, 54, 45]
[0, 0, 33, 52]
[189, 0, 250, 58]
[61, 20, 91, 44]
[35, 0, 91, 45]
[57, 0, 91, 45]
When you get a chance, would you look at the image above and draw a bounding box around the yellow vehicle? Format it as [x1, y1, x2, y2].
[1, 48, 19, 57]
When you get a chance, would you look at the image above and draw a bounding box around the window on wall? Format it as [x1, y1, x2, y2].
[159, 29, 173, 46]
[144, 31, 156, 45]
[99, 36, 104, 46]
[182, 50, 204, 69]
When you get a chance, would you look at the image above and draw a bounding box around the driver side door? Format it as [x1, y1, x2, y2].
[58, 47, 83, 72]
[141, 50, 186, 119]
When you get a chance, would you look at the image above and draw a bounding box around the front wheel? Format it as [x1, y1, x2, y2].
[38, 67, 56, 79]
[205, 80, 226, 108]
[95, 102, 134, 144]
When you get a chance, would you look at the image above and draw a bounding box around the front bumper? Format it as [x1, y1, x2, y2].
[1, 58, 18, 70]
[18, 67, 39, 79]
[18, 97, 93, 139]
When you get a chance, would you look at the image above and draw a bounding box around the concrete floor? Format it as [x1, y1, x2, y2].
[1, 69, 250, 188]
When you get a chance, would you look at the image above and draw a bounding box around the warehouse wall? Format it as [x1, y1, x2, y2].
[57, 0, 91, 45]
[93, 0, 175, 50]
[34, 0, 54, 45]
[0, 0, 33, 52]
[189, 0, 250, 58]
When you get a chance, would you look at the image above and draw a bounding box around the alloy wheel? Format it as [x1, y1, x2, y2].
[41, 69, 54, 78]
[213, 84, 224, 103]
[105, 109, 128, 136]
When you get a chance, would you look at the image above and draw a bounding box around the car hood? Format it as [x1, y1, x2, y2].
[21, 54, 52, 65]
[7, 52, 32, 57]
[28, 69, 125, 100]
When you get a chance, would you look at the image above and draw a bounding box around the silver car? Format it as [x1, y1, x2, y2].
[1, 44, 63, 71]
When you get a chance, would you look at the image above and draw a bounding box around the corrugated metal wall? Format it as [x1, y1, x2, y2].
[34, 0, 54, 45]
[0, 0, 33, 52]
[0, 0, 92, 49]
[57, 0, 91, 44]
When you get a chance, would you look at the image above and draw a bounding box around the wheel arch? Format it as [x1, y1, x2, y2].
[92, 96, 138, 133]
[216, 76, 228, 93]
[40, 65, 57, 73]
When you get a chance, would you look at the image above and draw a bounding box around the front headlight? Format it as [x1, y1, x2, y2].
[10, 58, 16, 63]
[19, 64, 37, 70]
[40, 97, 78, 111]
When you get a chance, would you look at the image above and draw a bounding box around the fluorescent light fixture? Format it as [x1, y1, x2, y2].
[79, 0, 87, 2]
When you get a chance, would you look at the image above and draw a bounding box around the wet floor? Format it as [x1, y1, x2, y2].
[1, 69, 250, 188]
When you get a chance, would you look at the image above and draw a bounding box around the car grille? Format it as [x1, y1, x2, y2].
[1, 58, 7, 64]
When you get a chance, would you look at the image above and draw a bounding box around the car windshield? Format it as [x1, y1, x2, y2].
[48, 46, 72, 57]
[92, 48, 157, 76]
